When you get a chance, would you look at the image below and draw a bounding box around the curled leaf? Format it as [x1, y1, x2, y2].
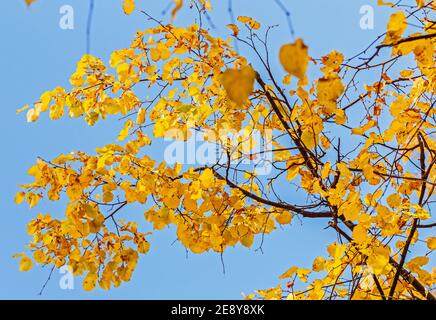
[171, 0, 183, 20]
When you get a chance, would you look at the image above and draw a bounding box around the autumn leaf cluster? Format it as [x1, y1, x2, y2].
[16, 0, 436, 299]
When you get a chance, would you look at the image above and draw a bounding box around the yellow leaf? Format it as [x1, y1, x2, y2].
[26, 108, 40, 123]
[312, 256, 325, 272]
[286, 165, 300, 181]
[54, 256, 65, 268]
[19, 255, 33, 272]
[136, 108, 146, 125]
[279, 266, 298, 279]
[352, 224, 367, 243]
[227, 24, 239, 37]
[26, 192, 40, 209]
[99, 277, 111, 290]
[16, 105, 29, 114]
[240, 232, 254, 248]
[362, 164, 380, 186]
[103, 192, 114, 203]
[276, 211, 292, 225]
[25, 0, 37, 6]
[150, 42, 171, 62]
[415, 0, 425, 8]
[27, 165, 39, 177]
[427, 237, 436, 250]
[15, 192, 25, 204]
[321, 162, 331, 179]
[138, 240, 150, 254]
[367, 246, 390, 275]
[405, 256, 429, 273]
[364, 189, 383, 207]
[279, 39, 309, 80]
[377, 0, 395, 6]
[199, 168, 214, 189]
[316, 73, 344, 111]
[334, 108, 347, 125]
[163, 195, 180, 209]
[320, 135, 330, 149]
[384, 11, 407, 44]
[386, 193, 402, 209]
[189, 180, 202, 200]
[296, 268, 311, 282]
[33, 250, 46, 264]
[301, 129, 318, 150]
[118, 120, 133, 141]
[123, 0, 135, 15]
[83, 272, 98, 291]
[237, 16, 260, 30]
[327, 242, 346, 259]
[400, 69, 414, 78]
[321, 50, 344, 73]
[408, 256, 429, 267]
[171, 0, 183, 20]
[390, 96, 408, 117]
[221, 65, 256, 105]
[351, 119, 377, 135]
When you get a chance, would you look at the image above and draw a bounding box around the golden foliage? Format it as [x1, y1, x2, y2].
[17, 0, 436, 300]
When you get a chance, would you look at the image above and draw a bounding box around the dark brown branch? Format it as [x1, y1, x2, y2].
[376, 33, 436, 50]
[212, 169, 332, 218]
[255, 72, 321, 178]
[330, 222, 435, 300]
[417, 222, 436, 228]
[104, 201, 128, 220]
[388, 134, 428, 299]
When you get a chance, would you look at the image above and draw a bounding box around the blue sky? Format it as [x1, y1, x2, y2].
[0, 0, 399, 299]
